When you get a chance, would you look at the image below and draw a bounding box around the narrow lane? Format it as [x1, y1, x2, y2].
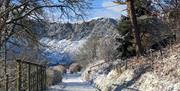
[46, 73, 98, 91]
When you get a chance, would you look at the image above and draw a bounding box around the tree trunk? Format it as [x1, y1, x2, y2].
[127, 0, 143, 56]
[2, 0, 10, 76]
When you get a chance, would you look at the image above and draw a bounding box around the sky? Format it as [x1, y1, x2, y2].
[47, 0, 127, 22]
[88, 0, 127, 20]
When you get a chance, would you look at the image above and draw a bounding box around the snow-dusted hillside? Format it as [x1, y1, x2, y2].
[40, 38, 88, 66]
[41, 38, 88, 54]
[82, 44, 180, 91]
[40, 18, 118, 66]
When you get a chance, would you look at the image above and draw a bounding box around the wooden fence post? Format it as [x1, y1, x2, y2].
[5, 74, 8, 91]
[42, 68, 45, 90]
[16, 60, 21, 91]
[36, 66, 39, 91]
[45, 67, 47, 90]
[40, 67, 43, 91]
[32, 71, 35, 91]
[27, 64, 31, 91]
[125, 60, 128, 70]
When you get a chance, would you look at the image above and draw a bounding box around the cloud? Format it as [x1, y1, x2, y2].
[87, 0, 128, 20]
[102, 1, 127, 14]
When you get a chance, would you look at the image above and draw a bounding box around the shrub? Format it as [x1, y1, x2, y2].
[69, 63, 82, 73]
[52, 65, 66, 74]
[46, 68, 62, 86]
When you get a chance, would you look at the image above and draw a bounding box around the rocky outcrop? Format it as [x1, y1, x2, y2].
[47, 18, 118, 41]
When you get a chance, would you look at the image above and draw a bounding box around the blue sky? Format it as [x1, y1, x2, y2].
[47, 0, 127, 22]
[88, 0, 127, 19]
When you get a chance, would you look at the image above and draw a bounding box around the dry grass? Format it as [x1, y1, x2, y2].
[125, 42, 180, 79]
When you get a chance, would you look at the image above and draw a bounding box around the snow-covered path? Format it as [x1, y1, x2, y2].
[46, 73, 98, 91]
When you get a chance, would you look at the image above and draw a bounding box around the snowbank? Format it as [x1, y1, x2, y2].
[82, 44, 180, 91]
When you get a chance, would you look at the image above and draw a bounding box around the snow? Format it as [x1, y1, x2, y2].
[46, 73, 98, 91]
[41, 38, 87, 54]
[62, 73, 84, 83]
[40, 38, 87, 66]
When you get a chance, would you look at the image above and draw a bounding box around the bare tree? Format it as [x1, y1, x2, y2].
[75, 34, 118, 66]
[0, 0, 91, 80]
[150, 0, 180, 41]
[98, 36, 117, 62]
[0, 0, 91, 47]
[75, 35, 100, 66]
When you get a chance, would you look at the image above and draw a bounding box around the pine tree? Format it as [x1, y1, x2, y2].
[114, 0, 144, 56]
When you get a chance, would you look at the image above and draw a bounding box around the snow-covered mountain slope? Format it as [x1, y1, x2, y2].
[41, 38, 88, 54]
[46, 18, 118, 40]
[40, 18, 118, 66]
[40, 38, 88, 66]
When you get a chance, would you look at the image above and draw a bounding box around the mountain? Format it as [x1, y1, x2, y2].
[40, 18, 119, 66]
[46, 18, 118, 40]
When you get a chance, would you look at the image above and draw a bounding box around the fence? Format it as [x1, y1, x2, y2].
[0, 60, 47, 91]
